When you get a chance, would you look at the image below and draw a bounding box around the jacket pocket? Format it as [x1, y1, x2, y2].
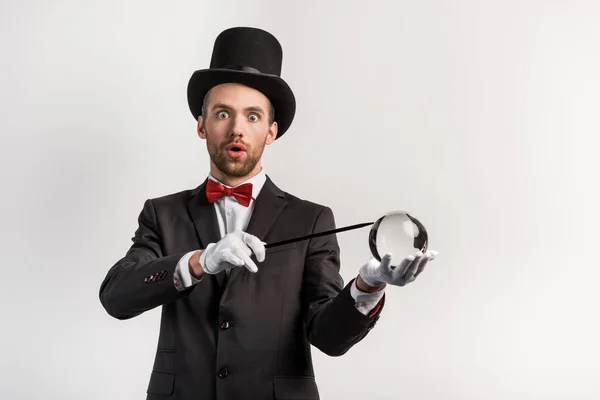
[273, 376, 319, 400]
[147, 371, 175, 396]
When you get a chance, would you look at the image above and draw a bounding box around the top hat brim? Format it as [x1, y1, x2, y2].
[187, 69, 296, 139]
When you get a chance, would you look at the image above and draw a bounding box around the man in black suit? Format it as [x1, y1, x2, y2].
[99, 27, 437, 400]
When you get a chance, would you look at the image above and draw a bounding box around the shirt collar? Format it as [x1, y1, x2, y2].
[208, 168, 266, 200]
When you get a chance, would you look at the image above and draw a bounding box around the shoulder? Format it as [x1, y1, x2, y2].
[284, 191, 331, 214]
[267, 177, 335, 221]
[140, 185, 202, 215]
[150, 187, 197, 204]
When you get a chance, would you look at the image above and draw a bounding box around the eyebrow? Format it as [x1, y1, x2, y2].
[211, 103, 265, 115]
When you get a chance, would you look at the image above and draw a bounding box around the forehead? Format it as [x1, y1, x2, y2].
[207, 83, 270, 110]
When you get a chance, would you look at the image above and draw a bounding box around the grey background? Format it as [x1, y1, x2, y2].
[1, 0, 599, 399]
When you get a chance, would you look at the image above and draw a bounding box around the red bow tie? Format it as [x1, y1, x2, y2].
[206, 179, 253, 207]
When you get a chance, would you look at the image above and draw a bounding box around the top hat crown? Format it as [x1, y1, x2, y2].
[209, 27, 282, 75]
[187, 27, 296, 138]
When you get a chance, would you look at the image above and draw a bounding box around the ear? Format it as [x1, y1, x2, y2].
[197, 116, 206, 139]
[265, 121, 278, 145]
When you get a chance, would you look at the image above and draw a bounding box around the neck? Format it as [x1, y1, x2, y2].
[210, 165, 262, 187]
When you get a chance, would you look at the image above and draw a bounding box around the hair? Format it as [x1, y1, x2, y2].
[201, 87, 276, 126]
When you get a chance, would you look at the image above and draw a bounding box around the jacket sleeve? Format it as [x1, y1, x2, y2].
[99, 199, 195, 320]
[301, 206, 385, 356]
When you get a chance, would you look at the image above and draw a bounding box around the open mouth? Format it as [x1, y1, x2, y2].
[226, 143, 247, 157]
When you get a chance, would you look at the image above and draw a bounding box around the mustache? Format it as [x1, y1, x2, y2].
[221, 140, 249, 149]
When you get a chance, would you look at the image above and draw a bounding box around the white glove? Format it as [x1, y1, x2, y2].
[199, 231, 266, 274]
[359, 250, 438, 288]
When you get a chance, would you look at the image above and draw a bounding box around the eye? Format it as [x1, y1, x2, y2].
[217, 111, 229, 119]
[248, 113, 259, 122]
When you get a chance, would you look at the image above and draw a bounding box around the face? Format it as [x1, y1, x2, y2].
[197, 83, 277, 185]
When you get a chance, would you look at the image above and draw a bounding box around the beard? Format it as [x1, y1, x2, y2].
[206, 134, 267, 178]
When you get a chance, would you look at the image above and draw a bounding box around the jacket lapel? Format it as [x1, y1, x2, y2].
[188, 178, 227, 289]
[225, 175, 287, 289]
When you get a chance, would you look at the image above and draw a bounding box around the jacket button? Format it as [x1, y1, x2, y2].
[220, 321, 230, 330]
[217, 367, 228, 378]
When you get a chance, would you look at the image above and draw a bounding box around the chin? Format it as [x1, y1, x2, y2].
[221, 165, 254, 178]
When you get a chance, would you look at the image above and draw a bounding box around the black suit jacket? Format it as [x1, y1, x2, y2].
[99, 175, 384, 400]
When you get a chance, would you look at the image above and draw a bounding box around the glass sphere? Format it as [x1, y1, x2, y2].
[368, 211, 428, 268]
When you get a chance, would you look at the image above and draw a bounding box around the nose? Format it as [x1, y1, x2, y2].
[230, 114, 245, 137]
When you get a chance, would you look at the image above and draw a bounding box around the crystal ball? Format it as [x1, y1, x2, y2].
[368, 211, 428, 268]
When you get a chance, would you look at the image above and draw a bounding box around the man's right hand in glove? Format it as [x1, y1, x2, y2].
[189, 231, 266, 279]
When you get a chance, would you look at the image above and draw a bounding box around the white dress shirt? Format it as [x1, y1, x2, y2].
[173, 168, 384, 315]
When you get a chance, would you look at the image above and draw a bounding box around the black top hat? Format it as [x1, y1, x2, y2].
[187, 27, 296, 139]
